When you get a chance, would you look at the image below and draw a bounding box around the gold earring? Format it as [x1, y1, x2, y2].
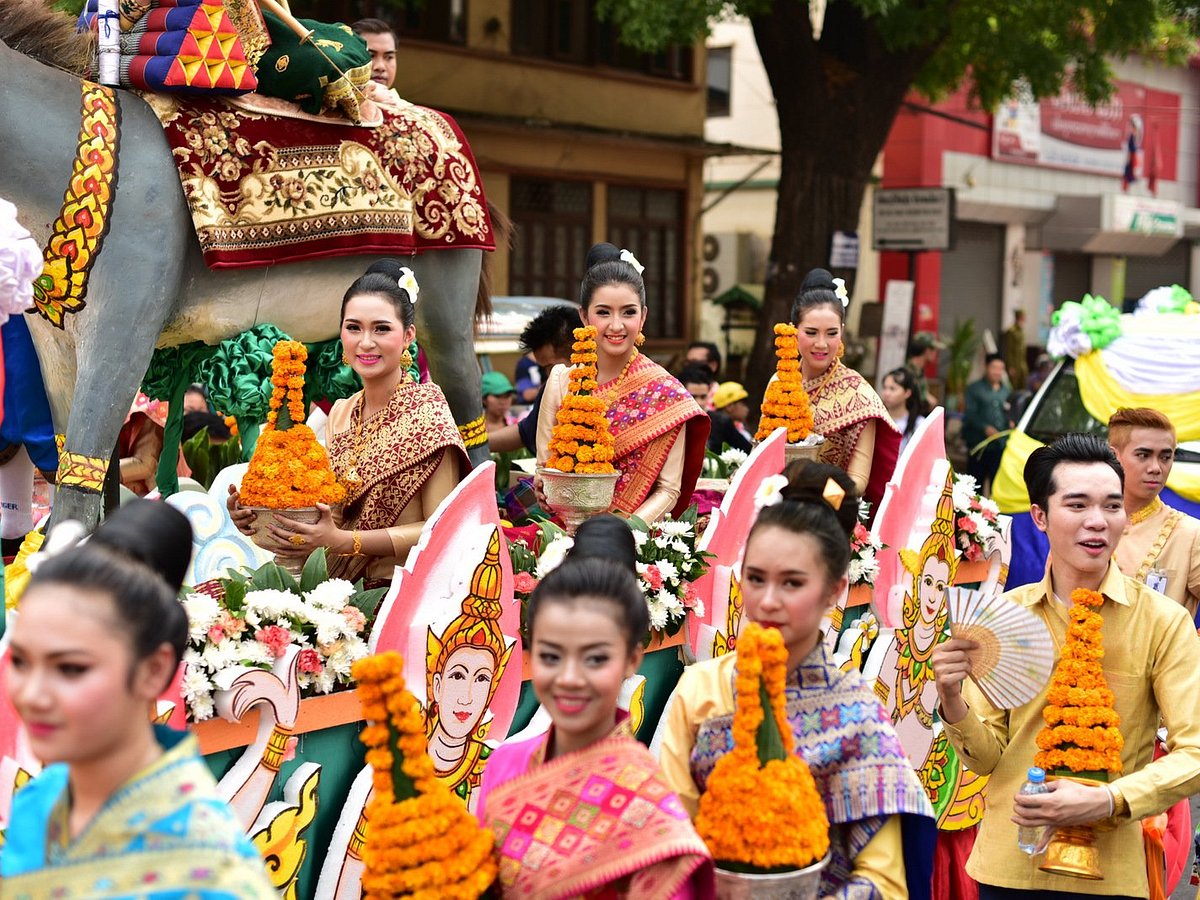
[635, 332, 645, 346]
[342, 352, 350, 365]
[837, 343, 845, 359]
[400, 348, 413, 370]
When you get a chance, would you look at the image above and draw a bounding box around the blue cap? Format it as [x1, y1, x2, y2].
[1027, 767, 1045, 783]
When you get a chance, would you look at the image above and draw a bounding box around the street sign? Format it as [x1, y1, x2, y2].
[872, 187, 955, 252]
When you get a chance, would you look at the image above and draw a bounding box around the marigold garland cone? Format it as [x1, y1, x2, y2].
[353, 651, 497, 899]
[1034, 588, 1124, 776]
[239, 339, 345, 508]
[545, 325, 617, 475]
[755, 323, 815, 443]
[695, 623, 830, 872]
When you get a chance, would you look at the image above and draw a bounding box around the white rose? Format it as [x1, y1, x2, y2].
[719, 447, 748, 467]
[182, 592, 221, 642]
[304, 578, 356, 610]
[657, 520, 694, 539]
[536, 535, 575, 578]
[189, 694, 215, 722]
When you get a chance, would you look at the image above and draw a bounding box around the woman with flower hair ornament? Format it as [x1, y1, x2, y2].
[228, 259, 468, 584]
[659, 461, 935, 899]
[788, 268, 900, 518]
[535, 243, 709, 523]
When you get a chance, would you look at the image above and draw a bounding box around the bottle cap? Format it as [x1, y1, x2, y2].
[1027, 766, 1045, 783]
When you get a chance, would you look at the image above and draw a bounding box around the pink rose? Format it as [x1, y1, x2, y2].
[682, 582, 700, 609]
[217, 612, 245, 638]
[298, 648, 323, 674]
[340, 606, 367, 633]
[513, 572, 539, 594]
[206, 624, 225, 644]
[957, 515, 977, 535]
[644, 565, 664, 591]
[254, 625, 292, 659]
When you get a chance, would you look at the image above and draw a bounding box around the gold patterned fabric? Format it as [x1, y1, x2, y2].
[804, 361, 900, 516]
[146, 94, 494, 269]
[326, 383, 467, 581]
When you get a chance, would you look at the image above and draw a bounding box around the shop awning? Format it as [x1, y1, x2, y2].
[1040, 194, 1183, 256]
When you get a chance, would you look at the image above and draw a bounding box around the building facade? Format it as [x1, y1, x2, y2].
[881, 58, 1200, 353]
[303, 0, 712, 351]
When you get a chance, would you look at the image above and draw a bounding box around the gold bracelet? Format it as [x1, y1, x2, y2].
[340, 530, 364, 557]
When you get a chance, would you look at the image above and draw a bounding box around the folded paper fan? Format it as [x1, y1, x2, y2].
[946, 586, 1053, 710]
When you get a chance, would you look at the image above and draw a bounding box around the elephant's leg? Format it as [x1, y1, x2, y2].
[42, 92, 191, 530]
[416, 249, 488, 467]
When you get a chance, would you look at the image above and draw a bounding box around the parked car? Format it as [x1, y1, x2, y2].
[993, 310, 1200, 587]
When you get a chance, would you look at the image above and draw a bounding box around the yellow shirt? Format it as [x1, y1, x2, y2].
[1115, 499, 1200, 618]
[658, 651, 910, 900]
[942, 561, 1200, 896]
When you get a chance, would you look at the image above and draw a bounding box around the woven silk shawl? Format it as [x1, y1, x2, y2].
[689, 645, 932, 899]
[486, 723, 713, 899]
[326, 382, 467, 580]
[804, 361, 900, 517]
[0, 728, 275, 899]
[606, 355, 708, 518]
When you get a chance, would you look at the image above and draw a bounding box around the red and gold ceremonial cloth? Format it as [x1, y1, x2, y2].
[146, 96, 494, 269]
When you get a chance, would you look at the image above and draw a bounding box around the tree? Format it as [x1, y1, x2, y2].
[596, 0, 1197, 399]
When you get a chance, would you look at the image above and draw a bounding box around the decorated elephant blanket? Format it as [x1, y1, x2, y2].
[144, 95, 494, 269]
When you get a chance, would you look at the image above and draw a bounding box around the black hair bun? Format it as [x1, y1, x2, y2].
[90, 500, 193, 592]
[364, 258, 406, 279]
[800, 267, 836, 293]
[780, 461, 859, 539]
[585, 242, 621, 270]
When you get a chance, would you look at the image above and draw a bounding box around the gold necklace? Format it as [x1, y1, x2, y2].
[1129, 497, 1163, 527]
[596, 350, 639, 405]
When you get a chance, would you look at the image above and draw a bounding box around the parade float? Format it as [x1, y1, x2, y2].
[0, 7, 1062, 896]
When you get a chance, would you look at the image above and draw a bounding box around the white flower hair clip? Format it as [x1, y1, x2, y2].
[753, 474, 790, 513]
[619, 249, 645, 274]
[397, 267, 420, 305]
[832, 277, 850, 308]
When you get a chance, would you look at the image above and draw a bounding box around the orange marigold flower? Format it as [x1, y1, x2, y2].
[1034, 588, 1123, 777]
[695, 623, 829, 871]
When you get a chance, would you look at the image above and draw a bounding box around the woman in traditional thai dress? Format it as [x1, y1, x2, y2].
[1, 502, 277, 898]
[535, 245, 709, 523]
[792, 268, 900, 516]
[228, 261, 468, 584]
[658, 463, 935, 900]
[477, 558, 714, 898]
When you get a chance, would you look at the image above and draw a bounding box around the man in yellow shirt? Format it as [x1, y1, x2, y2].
[932, 433, 1200, 898]
[1109, 407, 1200, 619]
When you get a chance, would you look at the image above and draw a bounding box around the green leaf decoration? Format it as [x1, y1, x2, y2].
[299, 548, 329, 593]
[755, 678, 787, 765]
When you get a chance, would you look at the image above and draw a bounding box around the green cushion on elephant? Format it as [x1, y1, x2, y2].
[255, 12, 371, 122]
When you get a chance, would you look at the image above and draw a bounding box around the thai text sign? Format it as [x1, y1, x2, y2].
[993, 80, 1179, 181]
[873, 188, 954, 252]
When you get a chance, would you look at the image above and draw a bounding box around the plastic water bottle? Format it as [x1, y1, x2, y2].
[1017, 767, 1049, 854]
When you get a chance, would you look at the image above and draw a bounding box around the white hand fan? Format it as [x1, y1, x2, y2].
[945, 586, 1053, 710]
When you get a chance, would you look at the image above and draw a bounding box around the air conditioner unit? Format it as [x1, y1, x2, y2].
[702, 232, 740, 299]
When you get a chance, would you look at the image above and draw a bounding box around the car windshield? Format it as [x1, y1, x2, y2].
[1024, 359, 1200, 464]
[1024, 361, 1104, 444]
